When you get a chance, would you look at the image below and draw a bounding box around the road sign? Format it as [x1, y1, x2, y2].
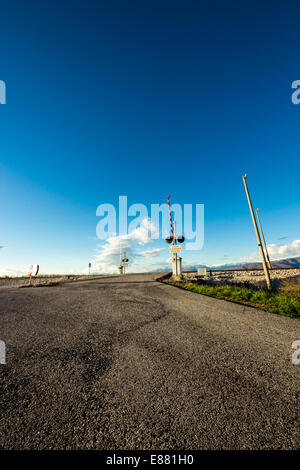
[169, 245, 182, 254]
[28, 264, 39, 277]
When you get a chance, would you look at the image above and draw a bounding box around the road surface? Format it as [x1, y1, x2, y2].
[0, 274, 299, 449]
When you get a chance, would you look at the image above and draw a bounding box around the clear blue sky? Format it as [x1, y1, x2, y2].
[1, 0, 300, 274]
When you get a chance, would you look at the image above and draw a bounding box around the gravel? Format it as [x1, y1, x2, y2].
[184, 269, 300, 288]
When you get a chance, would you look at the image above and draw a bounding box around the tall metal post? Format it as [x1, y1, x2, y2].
[119, 244, 123, 275]
[242, 175, 272, 290]
[256, 208, 272, 270]
[167, 195, 174, 243]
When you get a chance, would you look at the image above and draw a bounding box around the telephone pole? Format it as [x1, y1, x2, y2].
[242, 175, 272, 290]
[256, 208, 272, 270]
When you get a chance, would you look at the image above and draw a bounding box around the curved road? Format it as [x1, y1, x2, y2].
[0, 274, 299, 449]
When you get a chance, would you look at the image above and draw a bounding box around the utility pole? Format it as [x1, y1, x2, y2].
[256, 208, 272, 270]
[242, 175, 272, 290]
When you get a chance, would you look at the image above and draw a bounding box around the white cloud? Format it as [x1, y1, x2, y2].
[139, 248, 165, 259]
[0, 268, 25, 277]
[242, 238, 300, 262]
[267, 239, 300, 259]
[241, 251, 261, 262]
[92, 218, 165, 274]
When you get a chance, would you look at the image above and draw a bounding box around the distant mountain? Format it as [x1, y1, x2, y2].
[239, 256, 300, 270]
[185, 257, 300, 271]
[184, 262, 244, 271]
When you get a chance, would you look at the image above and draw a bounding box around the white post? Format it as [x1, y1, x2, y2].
[0, 340, 5, 365]
[174, 221, 178, 277]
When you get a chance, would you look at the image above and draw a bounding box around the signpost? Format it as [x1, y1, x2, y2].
[169, 245, 182, 254]
[27, 264, 39, 285]
[28, 264, 39, 277]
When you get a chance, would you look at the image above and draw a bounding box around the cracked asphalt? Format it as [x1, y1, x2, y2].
[0, 273, 299, 449]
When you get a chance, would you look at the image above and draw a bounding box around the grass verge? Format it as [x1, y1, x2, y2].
[168, 282, 300, 319]
[17, 281, 60, 288]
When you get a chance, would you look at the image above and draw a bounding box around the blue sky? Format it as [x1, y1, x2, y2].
[1, 0, 300, 274]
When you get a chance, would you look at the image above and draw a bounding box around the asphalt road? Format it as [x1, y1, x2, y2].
[0, 274, 299, 450]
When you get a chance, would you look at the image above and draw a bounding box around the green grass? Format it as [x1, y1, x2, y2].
[169, 282, 300, 319]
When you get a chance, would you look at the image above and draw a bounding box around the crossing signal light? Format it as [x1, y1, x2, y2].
[177, 236, 185, 243]
[166, 236, 173, 244]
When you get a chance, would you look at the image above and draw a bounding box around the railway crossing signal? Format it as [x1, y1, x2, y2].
[166, 196, 184, 278]
[118, 248, 129, 274]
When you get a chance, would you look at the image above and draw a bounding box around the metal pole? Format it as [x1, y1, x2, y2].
[242, 175, 272, 290]
[119, 244, 123, 275]
[256, 208, 272, 270]
[167, 195, 174, 244]
[174, 222, 176, 275]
